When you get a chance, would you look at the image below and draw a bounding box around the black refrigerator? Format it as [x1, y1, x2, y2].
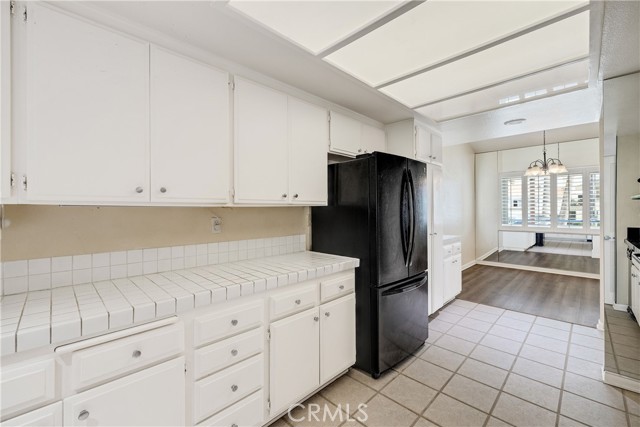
[312, 152, 429, 378]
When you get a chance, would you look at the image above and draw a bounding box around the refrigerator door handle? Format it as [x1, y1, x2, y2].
[400, 170, 409, 265]
[381, 275, 427, 296]
[407, 169, 416, 266]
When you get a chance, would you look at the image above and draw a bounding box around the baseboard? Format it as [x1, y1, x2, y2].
[602, 369, 640, 393]
[462, 261, 476, 271]
[475, 261, 600, 280]
[613, 304, 629, 312]
[477, 248, 498, 262]
[596, 318, 604, 331]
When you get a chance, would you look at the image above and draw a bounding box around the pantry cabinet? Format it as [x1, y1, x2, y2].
[63, 357, 185, 426]
[150, 47, 230, 204]
[25, 4, 150, 203]
[329, 110, 386, 157]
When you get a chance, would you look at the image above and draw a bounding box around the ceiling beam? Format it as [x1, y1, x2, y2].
[316, 0, 425, 58]
[375, 4, 591, 90]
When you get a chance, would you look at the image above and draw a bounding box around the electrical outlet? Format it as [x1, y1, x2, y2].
[211, 216, 222, 234]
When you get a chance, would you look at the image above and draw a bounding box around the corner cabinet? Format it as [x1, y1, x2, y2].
[328, 110, 386, 157]
[386, 119, 442, 165]
[233, 78, 328, 205]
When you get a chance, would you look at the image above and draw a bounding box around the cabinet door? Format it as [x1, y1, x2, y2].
[234, 78, 289, 204]
[428, 166, 445, 314]
[320, 294, 355, 384]
[289, 97, 328, 205]
[2, 402, 62, 427]
[269, 308, 319, 416]
[444, 255, 462, 303]
[329, 111, 362, 157]
[26, 5, 149, 203]
[415, 125, 431, 162]
[430, 132, 443, 164]
[63, 357, 185, 426]
[361, 123, 386, 154]
[150, 47, 229, 204]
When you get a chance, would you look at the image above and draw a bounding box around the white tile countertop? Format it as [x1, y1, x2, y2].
[0, 252, 359, 355]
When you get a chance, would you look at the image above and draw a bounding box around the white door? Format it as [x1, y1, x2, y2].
[63, 357, 185, 426]
[25, 5, 149, 203]
[288, 97, 328, 205]
[430, 132, 443, 164]
[319, 294, 355, 384]
[415, 125, 431, 163]
[2, 402, 62, 427]
[429, 166, 445, 314]
[329, 111, 362, 157]
[361, 124, 386, 154]
[603, 155, 616, 304]
[234, 78, 288, 204]
[269, 308, 319, 416]
[150, 47, 230, 204]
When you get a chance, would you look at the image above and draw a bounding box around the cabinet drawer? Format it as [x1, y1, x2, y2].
[2, 402, 62, 426]
[444, 244, 454, 258]
[453, 243, 462, 255]
[193, 301, 263, 347]
[197, 390, 263, 427]
[320, 273, 354, 303]
[193, 355, 263, 423]
[269, 283, 317, 320]
[69, 324, 184, 391]
[1, 359, 56, 420]
[194, 328, 264, 380]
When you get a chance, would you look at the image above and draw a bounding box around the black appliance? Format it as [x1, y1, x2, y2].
[312, 152, 429, 378]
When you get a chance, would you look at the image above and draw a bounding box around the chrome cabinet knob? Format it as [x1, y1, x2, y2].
[232, 424, 238, 427]
[282, 193, 287, 198]
[295, 299, 301, 305]
[358, 149, 362, 153]
[314, 316, 319, 322]
[135, 187, 144, 193]
[231, 349, 238, 356]
[160, 187, 167, 193]
[231, 319, 238, 326]
[231, 384, 238, 392]
[78, 410, 90, 421]
[132, 350, 142, 358]
[293, 194, 299, 199]
[325, 312, 330, 317]
[339, 285, 345, 290]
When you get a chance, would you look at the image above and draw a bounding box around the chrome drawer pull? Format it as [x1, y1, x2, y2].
[231, 384, 238, 392]
[325, 312, 330, 317]
[339, 285, 345, 290]
[132, 350, 142, 358]
[295, 299, 301, 305]
[314, 316, 319, 322]
[231, 319, 238, 326]
[231, 349, 238, 356]
[78, 410, 90, 421]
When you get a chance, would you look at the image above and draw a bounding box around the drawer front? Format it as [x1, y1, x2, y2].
[197, 390, 263, 427]
[453, 242, 462, 255]
[269, 283, 317, 320]
[320, 274, 355, 303]
[193, 301, 264, 347]
[70, 324, 184, 391]
[194, 328, 264, 380]
[193, 355, 263, 423]
[444, 244, 454, 258]
[3, 401, 62, 426]
[1, 359, 56, 420]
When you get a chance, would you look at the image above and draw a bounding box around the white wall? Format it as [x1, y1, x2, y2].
[442, 143, 476, 267]
[475, 152, 500, 260]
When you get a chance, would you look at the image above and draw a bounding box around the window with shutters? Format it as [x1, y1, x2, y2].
[527, 175, 551, 227]
[557, 174, 583, 228]
[589, 172, 600, 229]
[501, 177, 523, 226]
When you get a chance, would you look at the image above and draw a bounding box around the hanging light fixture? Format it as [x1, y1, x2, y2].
[524, 131, 568, 176]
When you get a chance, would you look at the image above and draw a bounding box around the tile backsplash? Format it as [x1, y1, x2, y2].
[1, 235, 306, 296]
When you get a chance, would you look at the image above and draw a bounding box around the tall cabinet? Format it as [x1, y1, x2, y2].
[428, 165, 445, 315]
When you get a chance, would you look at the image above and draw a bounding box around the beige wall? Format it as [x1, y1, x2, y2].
[1, 205, 309, 261]
[442, 143, 476, 267]
[475, 151, 500, 260]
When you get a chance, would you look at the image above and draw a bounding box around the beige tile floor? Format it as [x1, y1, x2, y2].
[274, 299, 640, 427]
[604, 305, 640, 381]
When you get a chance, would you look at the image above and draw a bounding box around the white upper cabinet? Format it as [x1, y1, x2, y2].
[234, 77, 289, 204]
[150, 47, 230, 204]
[288, 97, 328, 205]
[329, 110, 386, 157]
[386, 120, 442, 164]
[25, 5, 149, 203]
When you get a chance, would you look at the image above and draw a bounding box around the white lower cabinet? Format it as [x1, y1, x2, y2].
[2, 402, 62, 427]
[320, 294, 356, 384]
[62, 357, 185, 426]
[269, 308, 320, 416]
[0, 358, 56, 420]
[443, 253, 462, 303]
[197, 390, 263, 427]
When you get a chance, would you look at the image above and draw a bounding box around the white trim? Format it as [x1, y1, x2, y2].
[475, 260, 600, 280]
[612, 304, 629, 312]
[602, 369, 640, 393]
[596, 318, 604, 331]
[477, 248, 498, 262]
[462, 261, 476, 271]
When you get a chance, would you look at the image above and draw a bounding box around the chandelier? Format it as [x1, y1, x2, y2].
[524, 131, 568, 176]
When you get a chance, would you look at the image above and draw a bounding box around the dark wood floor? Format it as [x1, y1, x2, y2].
[484, 250, 600, 274]
[459, 265, 600, 327]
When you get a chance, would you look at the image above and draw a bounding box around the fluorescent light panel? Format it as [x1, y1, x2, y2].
[416, 59, 589, 122]
[227, 0, 403, 55]
[325, 0, 588, 87]
[380, 11, 590, 107]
